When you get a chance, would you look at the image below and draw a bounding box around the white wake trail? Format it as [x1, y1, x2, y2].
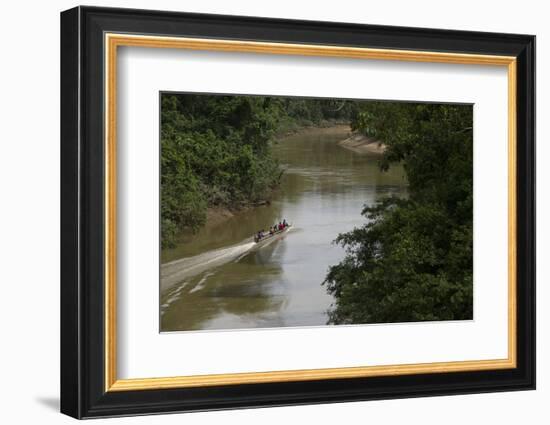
[161, 241, 255, 293]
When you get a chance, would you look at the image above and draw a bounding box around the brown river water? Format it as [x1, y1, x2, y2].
[160, 126, 407, 332]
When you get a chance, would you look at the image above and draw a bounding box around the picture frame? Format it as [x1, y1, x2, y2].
[60, 5, 535, 419]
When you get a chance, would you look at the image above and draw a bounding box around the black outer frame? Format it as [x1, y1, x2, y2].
[60, 5, 535, 419]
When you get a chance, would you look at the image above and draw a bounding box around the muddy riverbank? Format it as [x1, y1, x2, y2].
[338, 133, 387, 154]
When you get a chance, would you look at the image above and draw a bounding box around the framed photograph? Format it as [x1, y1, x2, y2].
[60, 6, 535, 419]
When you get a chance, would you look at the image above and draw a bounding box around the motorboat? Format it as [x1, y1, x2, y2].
[253, 224, 292, 246]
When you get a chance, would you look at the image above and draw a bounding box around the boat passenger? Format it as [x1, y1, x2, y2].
[283, 219, 288, 228]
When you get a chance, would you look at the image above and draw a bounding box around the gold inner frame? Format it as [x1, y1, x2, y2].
[104, 33, 517, 392]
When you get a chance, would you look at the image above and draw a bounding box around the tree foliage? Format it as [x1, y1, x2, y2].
[161, 94, 356, 248]
[324, 102, 473, 323]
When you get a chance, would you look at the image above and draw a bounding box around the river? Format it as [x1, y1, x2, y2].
[160, 125, 408, 332]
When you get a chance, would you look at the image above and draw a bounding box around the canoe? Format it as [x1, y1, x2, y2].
[252, 225, 292, 248]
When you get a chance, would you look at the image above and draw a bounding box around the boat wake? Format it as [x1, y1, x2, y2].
[161, 226, 296, 293]
[161, 240, 256, 293]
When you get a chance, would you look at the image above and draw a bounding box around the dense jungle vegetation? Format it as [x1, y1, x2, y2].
[324, 102, 473, 323]
[161, 93, 473, 323]
[161, 94, 356, 248]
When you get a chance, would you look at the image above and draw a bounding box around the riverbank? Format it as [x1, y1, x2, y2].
[276, 122, 386, 155]
[274, 120, 352, 140]
[338, 133, 387, 154]
[205, 206, 237, 227]
[204, 200, 272, 229]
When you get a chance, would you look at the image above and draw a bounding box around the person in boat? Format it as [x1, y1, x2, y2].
[278, 222, 283, 231]
[283, 219, 288, 228]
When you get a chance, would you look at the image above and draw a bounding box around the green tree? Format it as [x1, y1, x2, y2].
[324, 102, 473, 324]
[160, 94, 284, 248]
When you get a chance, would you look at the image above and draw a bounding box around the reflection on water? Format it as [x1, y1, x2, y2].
[160, 127, 408, 331]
